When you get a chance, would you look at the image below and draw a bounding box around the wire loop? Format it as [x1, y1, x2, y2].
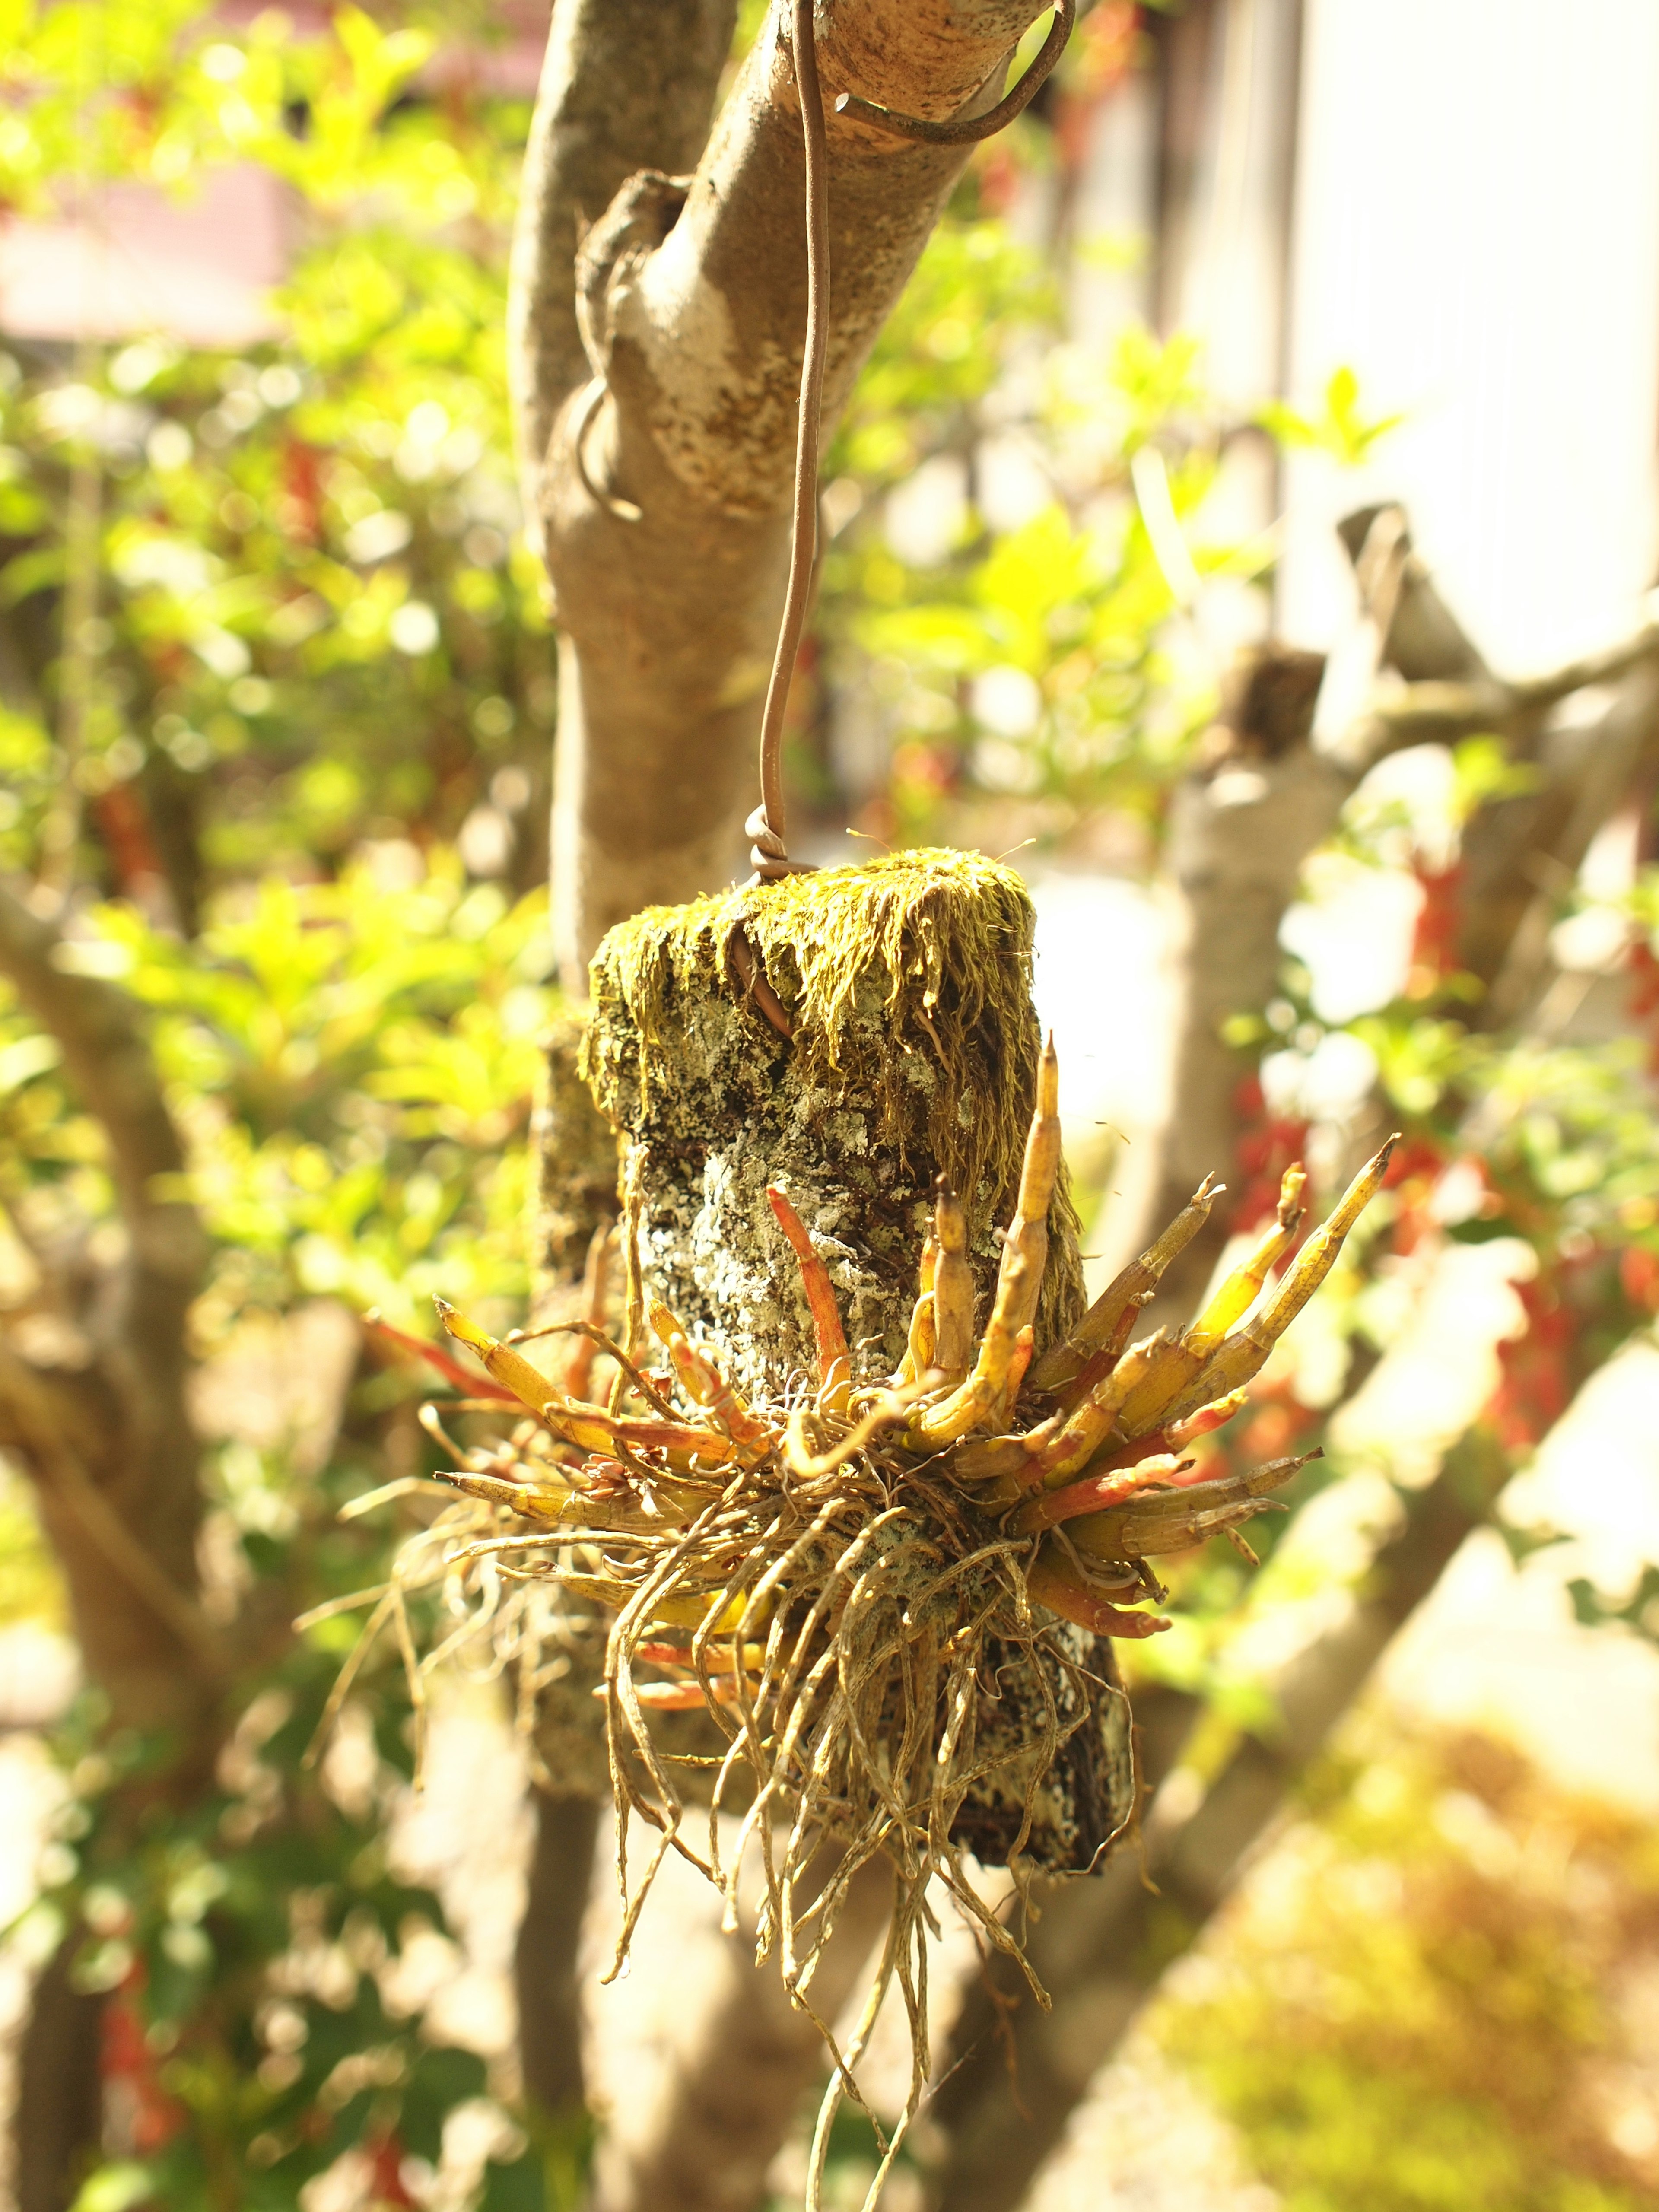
[750, 0, 831, 883]
[833, 0, 1074, 146]
[750, 0, 1076, 882]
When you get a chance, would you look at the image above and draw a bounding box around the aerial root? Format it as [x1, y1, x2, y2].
[326, 1421, 1084, 2155]
[318, 1062, 1396, 2212]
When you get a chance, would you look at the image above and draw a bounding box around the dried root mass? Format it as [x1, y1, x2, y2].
[324, 1043, 1393, 2211]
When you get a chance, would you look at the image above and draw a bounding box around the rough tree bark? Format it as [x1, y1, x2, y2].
[508, 0, 739, 543]
[510, 0, 1056, 988]
[918, 518, 1659, 2210]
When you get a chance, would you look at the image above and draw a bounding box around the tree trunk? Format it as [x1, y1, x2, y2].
[1146, 643, 1338, 1318]
[512, 0, 1054, 988]
[15, 1941, 104, 2212]
[516, 1789, 604, 2123]
[591, 1851, 897, 2212]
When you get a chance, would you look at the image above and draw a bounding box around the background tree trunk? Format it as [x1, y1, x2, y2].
[591, 1853, 897, 2212]
[918, 517, 1659, 2207]
[515, 1789, 604, 2125]
[925, 1447, 1493, 2212]
[14, 1945, 103, 2212]
[0, 882, 218, 2207]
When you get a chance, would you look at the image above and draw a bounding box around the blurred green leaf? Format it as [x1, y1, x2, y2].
[1260, 363, 1405, 467]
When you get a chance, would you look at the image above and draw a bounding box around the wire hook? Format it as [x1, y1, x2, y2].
[835, 0, 1074, 146]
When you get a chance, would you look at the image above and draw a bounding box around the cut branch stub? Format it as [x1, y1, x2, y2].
[578, 848, 1084, 1398]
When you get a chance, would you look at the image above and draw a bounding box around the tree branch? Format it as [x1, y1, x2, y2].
[0, 880, 203, 1295]
[0, 879, 213, 1729]
[1143, 511, 1659, 1313]
[1336, 503, 1490, 684]
[926, 512, 1659, 2208]
[1346, 630, 1659, 767]
[508, 0, 740, 540]
[0, 1341, 219, 1675]
[1482, 659, 1659, 1023]
[594, 1, 1046, 521]
[927, 1453, 1488, 2212]
[521, 0, 1050, 984]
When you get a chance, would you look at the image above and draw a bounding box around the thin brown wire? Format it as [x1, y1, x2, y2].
[749, 0, 831, 883]
[748, 0, 1075, 882]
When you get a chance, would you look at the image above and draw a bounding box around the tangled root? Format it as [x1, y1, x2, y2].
[320, 1045, 1394, 2210]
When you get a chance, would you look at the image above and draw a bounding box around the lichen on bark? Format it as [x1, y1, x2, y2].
[952, 1621, 1134, 1872]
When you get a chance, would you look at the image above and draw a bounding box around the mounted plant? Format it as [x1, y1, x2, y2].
[343, 922, 1390, 2202]
[11, 2, 1659, 2209]
[305, 6, 1402, 2205]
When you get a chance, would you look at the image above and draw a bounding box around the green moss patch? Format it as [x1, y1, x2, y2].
[581, 848, 1078, 1293]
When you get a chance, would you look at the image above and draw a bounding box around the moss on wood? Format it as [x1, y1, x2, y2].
[579, 849, 1084, 1397]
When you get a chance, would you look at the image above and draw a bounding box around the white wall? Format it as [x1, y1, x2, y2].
[1279, 0, 1659, 674]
